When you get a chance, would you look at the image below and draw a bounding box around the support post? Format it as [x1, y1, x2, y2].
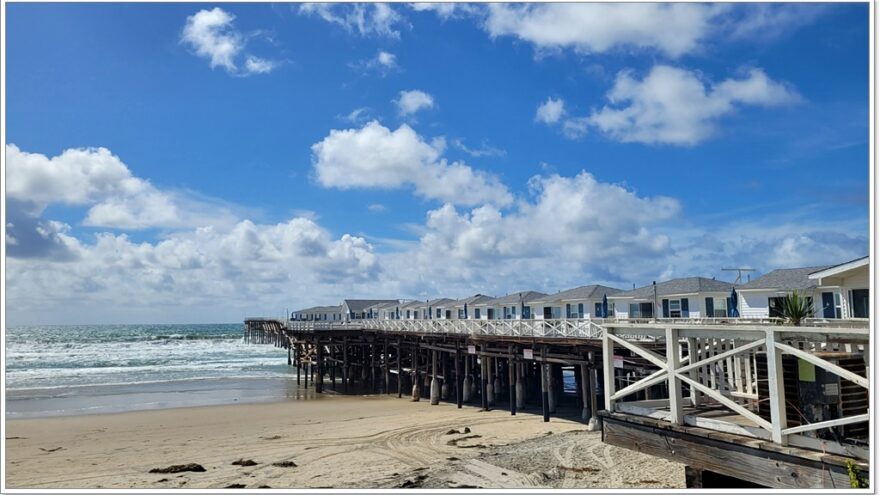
[486, 356, 495, 407]
[316, 341, 323, 393]
[342, 337, 349, 394]
[540, 349, 550, 422]
[455, 347, 463, 408]
[383, 338, 389, 395]
[508, 346, 516, 416]
[603, 331, 615, 413]
[397, 338, 403, 398]
[411, 344, 420, 402]
[463, 353, 472, 403]
[481, 349, 488, 411]
[430, 350, 440, 405]
[580, 363, 590, 421]
[764, 329, 788, 444]
[666, 328, 683, 424]
[515, 362, 525, 409]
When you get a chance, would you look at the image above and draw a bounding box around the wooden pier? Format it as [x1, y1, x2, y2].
[243, 317, 870, 489]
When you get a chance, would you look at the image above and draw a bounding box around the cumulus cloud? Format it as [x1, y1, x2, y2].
[723, 4, 828, 42]
[181, 7, 278, 76]
[6, 216, 381, 324]
[452, 139, 506, 158]
[350, 50, 399, 75]
[395, 89, 435, 116]
[310, 121, 512, 206]
[299, 3, 404, 38]
[484, 3, 719, 58]
[5, 144, 240, 250]
[588, 65, 800, 145]
[535, 97, 566, 124]
[535, 98, 589, 140]
[410, 3, 481, 20]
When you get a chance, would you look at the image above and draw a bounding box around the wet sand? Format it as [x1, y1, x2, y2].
[5, 395, 686, 489]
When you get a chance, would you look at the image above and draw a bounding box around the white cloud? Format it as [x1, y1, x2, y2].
[535, 97, 566, 124]
[368, 203, 388, 213]
[6, 144, 239, 233]
[484, 3, 719, 58]
[6, 216, 380, 324]
[723, 4, 828, 42]
[588, 65, 800, 145]
[310, 121, 512, 206]
[561, 117, 589, 140]
[299, 3, 404, 38]
[244, 56, 277, 75]
[395, 89, 435, 116]
[410, 3, 480, 20]
[338, 107, 373, 124]
[350, 50, 399, 75]
[452, 139, 506, 158]
[181, 7, 278, 76]
[535, 98, 589, 140]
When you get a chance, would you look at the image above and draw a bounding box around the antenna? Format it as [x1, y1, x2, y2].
[722, 268, 756, 285]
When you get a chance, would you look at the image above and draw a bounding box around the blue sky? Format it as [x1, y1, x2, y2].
[5, 3, 870, 324]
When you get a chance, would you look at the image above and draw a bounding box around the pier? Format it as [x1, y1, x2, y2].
[243, 317, 870, 489]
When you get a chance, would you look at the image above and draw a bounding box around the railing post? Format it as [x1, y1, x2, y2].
[764, 329, 788, 445]
[666, 328, 683, 424]
[602, 329, 615, 413]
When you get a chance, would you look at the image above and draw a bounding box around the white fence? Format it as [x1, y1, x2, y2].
[602, 322, 870, 456]
[287, 318, 606, 339]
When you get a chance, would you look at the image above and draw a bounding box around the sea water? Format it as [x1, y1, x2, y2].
[5, 324, 307, 418]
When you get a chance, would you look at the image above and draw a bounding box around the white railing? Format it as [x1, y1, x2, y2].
[602, 322, 870, 457]
[360, 318, 606, 339]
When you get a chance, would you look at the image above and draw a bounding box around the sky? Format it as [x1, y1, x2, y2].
[4, 2, 870, 325]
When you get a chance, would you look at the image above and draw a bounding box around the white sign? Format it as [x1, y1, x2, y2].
[523, 349, 534, 360]
[467, 345, 476, 355]
[613, 355, 624, 369]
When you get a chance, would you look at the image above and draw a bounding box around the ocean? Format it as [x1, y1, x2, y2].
[5, 324, 307, 418]
[6, 324, 579, 418]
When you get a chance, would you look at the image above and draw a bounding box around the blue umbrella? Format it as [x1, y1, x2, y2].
[601, 294, 609, 318]
[728, 287, 740, 317]
[464, 303, 468, 319]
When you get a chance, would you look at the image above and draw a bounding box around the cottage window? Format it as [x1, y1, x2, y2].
[713, 297, 728, 318]
[475, 308, 482, 319]
[669, 299, 681, 318]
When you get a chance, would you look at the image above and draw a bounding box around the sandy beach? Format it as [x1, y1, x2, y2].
[5, 395, 685, 489]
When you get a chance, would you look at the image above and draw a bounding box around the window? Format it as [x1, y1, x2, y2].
[475, 308, 482, 319]
[523, 306, 532, 319]
[487, 308, 495, 319]
[578, 303, 584, 318]
[436, 308, 442, 318]
[669, 299, 681, 318]
[851, 289, 869, 318]
[511, 306, 517, 318]
[713, 297, 728, 318]
[629, 303, 639, 318]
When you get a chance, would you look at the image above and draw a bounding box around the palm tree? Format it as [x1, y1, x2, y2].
[782, 290, 812, 326]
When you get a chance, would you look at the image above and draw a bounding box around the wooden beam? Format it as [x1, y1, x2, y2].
[774, 341, 868, 389]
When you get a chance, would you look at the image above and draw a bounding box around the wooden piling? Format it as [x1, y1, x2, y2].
[480, 349, 488, 411]
[541, 349, 550, 422]
[455, 347, 463, 408]
[430, 350, 440, 405]
[411, 343, 420, 402]
[508, 346, 516, 416]
[397, 338, 403, 398]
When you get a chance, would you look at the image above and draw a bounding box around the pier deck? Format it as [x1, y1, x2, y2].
[243, 317, 870, 488]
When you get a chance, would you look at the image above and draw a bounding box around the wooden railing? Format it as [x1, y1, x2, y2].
[602, 322, 870, 456]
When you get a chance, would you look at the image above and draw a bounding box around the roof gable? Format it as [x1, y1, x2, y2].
[740, 266, 829, 291]
[611, 277, 734, 299]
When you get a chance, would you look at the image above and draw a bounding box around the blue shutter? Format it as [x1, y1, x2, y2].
[681, 298, 689, 317]
[705, 298, 714, 317]
[662, 299, 669, 318]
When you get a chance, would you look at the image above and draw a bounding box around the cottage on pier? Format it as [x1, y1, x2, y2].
[609, 277, 735, 319]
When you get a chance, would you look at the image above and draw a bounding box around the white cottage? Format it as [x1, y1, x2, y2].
[609, 277, 735, 319]
[341, 299, 398, 321]
[291, 305, 343, 322]
[737, 266, 829, 319]
[447, 294, 495, 319]
[529, 285, 623, 320]
[809, 256, 869, 320]
[473, 291, 548, 320]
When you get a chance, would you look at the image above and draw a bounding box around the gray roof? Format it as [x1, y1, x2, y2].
[374, 301, 402, 311]
[343, 299, 398, 312]
[532, 285, 623, 304]
[739, 266, 829, 291]
[407, 298, 456, 309]
[478, 291, 548, 306]
[293, 305, 341, 314]
[448, 294, 496, 308]
[611, 277, 734, 300]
